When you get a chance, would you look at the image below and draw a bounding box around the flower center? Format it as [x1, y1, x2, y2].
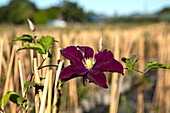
[83, 58, 95, 69]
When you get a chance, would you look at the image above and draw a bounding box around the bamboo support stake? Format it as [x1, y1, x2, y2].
[40, 70, 49, 113]
[14, 48, 19, 93]
[47, 70, 53, 113]
[109, 35, 119, 113]
[34, 58, 43, 100]
[56, 47, 61, 63]
[137, 37, 144, 113]
[34, 58, 42, 113]
[30, 50, 34, 71]
[1, 55, 7, 74]
[1, 47, 15, 111]
[18, 60, 25, 97]
[153, 35, 165, 113]
[35, 89, 40, 113]
[37, 53, 42, 78]
[9, 74, 16, 113]
[3, 47, 15, 96]
[114, 35, 134, 113]
[0, 39, 4, 79]
[6, 38, 11, 63]
[163, 37, 170, 113]
[53, 60, 63, 113]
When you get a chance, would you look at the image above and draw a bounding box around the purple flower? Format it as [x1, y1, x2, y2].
[59, 46, 124, 88]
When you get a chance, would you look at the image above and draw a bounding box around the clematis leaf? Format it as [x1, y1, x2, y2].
[1, 91, 26, 107]
[16, 43, 46, 53]
[10, 35, 33, 44]
[23, 81, 43, 91]
[122, 55, 139, 72]
[146, 61, 170, 69]
[37, 35, 58, 52]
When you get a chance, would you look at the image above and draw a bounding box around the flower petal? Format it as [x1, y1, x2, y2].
[60, 46, 84, 66]
[94, 49, 124, 75]
[77, 46, 94, 59]
[59, 65, 88, 79]
[87, 69, 108, 88]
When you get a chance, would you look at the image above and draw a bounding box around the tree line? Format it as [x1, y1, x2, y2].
[0, 0, 96, 24]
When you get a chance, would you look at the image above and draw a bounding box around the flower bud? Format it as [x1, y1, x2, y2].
[97, 36, 103, 52]
[27, 18, 35, 32]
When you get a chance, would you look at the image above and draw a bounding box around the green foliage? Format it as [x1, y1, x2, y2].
[60, 1, 86, 22]
[0, 0, 95, 24]
[10, 35, 33, 45]
[23, 81, 43, 91]
[14, 35, 58, 57]
[1, 91, 26, 107]
[34, 8, 60, 24]
[0, 0, 37, 24]
[122, 55, 170, 73]
[122, 55, 139, 72]
[146, 61, 170, 69]
[37, 35, 57, 52]
[16, 43, 46, 53]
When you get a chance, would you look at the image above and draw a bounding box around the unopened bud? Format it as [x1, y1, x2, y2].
[97, 36, 103, 52]
[27, 73, 32, 82]
[27, 18, 35, 32]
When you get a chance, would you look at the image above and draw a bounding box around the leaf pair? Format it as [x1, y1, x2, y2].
[122, 55, 170, 73]
[11, 35, 58, 57]
[23, 81, 43, 91]
[1, 91, 26, 107]
[122, 55, 139, 72]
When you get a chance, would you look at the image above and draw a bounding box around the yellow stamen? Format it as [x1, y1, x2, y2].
[83, 58, 95, 69]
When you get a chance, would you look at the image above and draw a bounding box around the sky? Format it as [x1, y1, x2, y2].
[1, 0, 170, 16]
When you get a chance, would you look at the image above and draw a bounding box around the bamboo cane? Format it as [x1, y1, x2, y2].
[1, 54, 7, 75]
[34, 58, 43, 113]
[3, 47, 15, 96]
[9, 74, 16, 113]
[0, 39, 4, 80]
[114, 34, 134, 113]
[52, 60, 63, 113]
[18, 60, 25, 97]
[137, 36, 145, 113]
[14, 46, 19, 93]
[164, 37, 170, 113]
[153, 35, 165, 113]
[109, 35, 119, 113]
[47, 70, 53, 113]
[39, 70, 49, 113]
[34, 58, 43, 100]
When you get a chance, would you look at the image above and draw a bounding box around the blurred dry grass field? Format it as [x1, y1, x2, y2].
[0, 23, 170, 113]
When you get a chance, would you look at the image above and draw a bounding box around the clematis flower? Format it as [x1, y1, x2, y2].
[59, 46, 124, 88]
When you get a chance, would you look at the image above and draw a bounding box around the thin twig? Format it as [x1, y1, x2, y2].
[38, 57, 46, 69]
[124, 68, 149, 74]
[38, 64, 58, 70]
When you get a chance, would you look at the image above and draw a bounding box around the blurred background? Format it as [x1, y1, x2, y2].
[0, 0, 170, 113]
[1, 0, 170, 24]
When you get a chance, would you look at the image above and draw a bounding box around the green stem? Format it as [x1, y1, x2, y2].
[38, 64, 58, 70]
[38, 57, 46, 69]
[124, 68, 149, 74]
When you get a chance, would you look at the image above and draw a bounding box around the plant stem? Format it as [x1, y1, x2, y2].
[124, 68, 149, 74]
[38, 57, 46, 69]
[38, 64, 58, 70]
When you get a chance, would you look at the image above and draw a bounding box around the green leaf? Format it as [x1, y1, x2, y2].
[122, 55, 139, 72]
[16, 43, 46, 53]
[37, 36, 53, 52]
[1, 91, 26, 107]
[23, 81, 43, 91]
[10, 35, 33, 43]
[146, 61, 170, 69]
